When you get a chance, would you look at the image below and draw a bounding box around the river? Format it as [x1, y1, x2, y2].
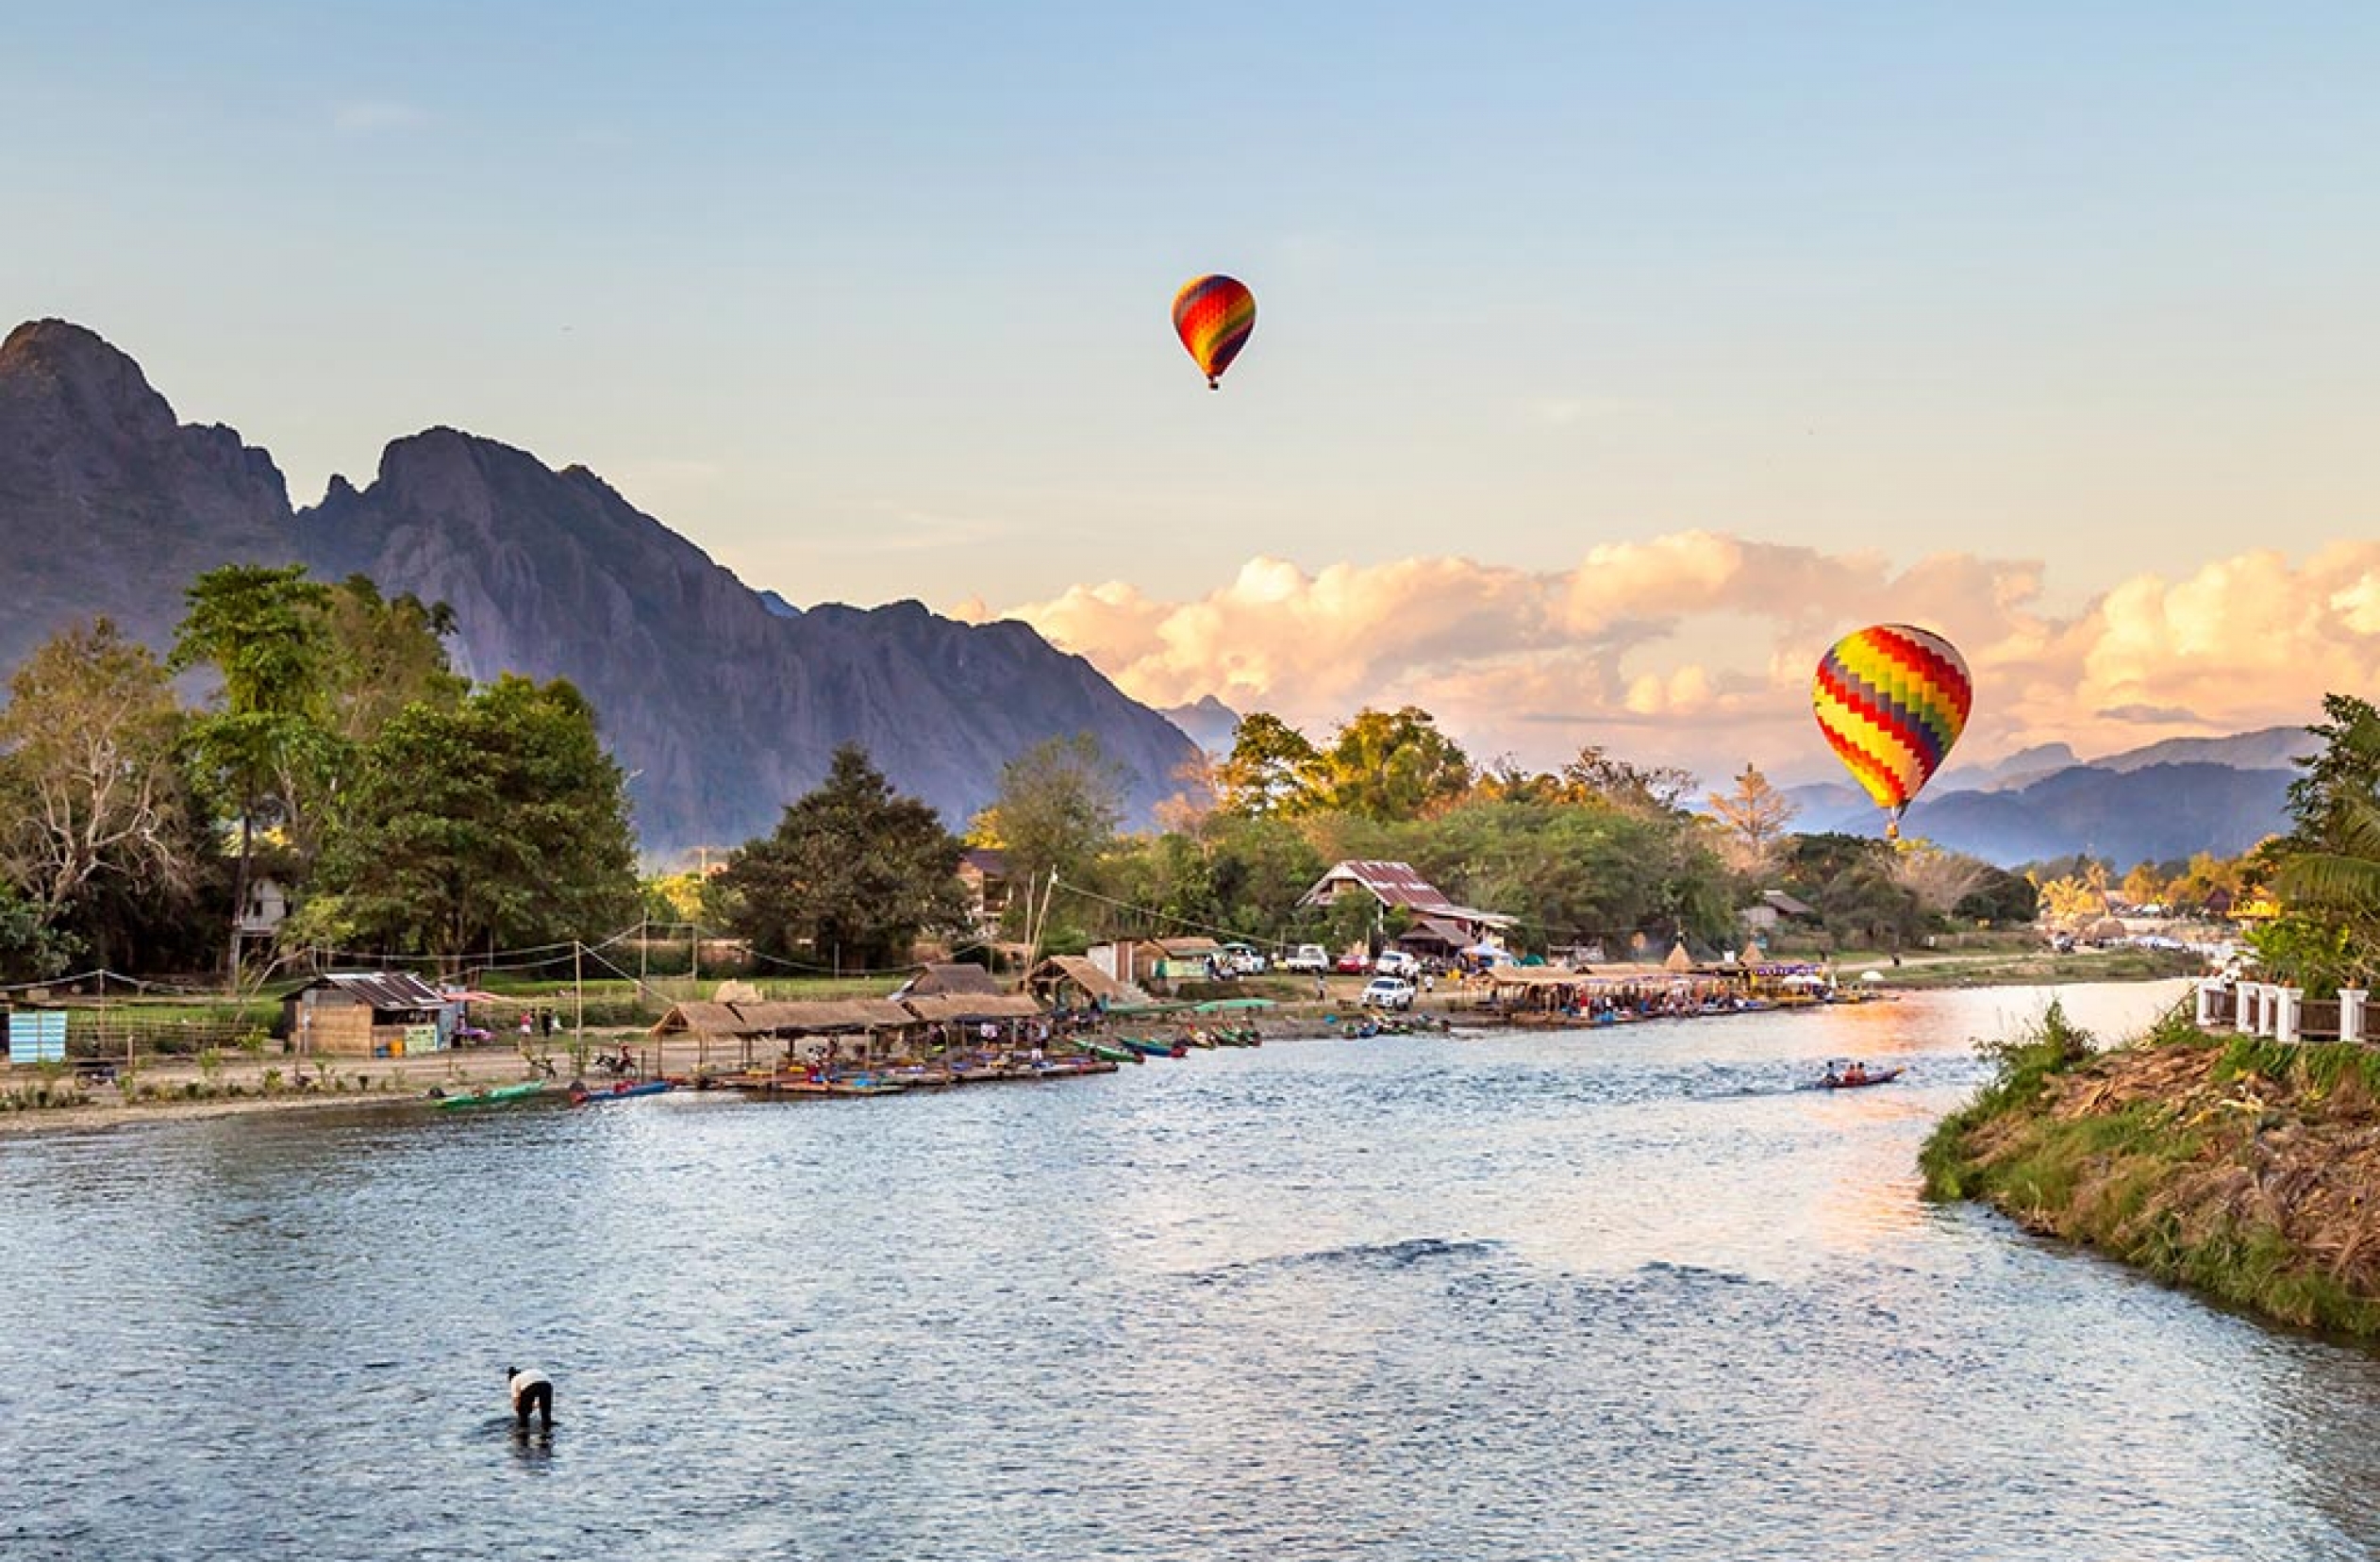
[5, 980, 2379, 1560]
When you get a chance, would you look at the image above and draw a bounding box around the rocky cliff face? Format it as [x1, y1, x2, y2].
[0, 320, 1202, 856]
[299, 430, 1204, 853]
[0, 320, 297, 672]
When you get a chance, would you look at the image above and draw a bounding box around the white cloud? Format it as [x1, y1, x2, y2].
[991, 534, 2380, 783]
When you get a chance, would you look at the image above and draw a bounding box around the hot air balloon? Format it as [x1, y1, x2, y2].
[1811, 623, 1972, 839]
[1172, 274, 1255, 390]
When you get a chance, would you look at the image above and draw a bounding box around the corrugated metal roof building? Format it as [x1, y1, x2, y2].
[281, 971, 456, 1057]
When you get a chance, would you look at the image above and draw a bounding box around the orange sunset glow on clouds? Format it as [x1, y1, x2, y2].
[969, 535, 2380, 781]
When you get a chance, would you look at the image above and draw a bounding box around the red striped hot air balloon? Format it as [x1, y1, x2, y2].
[1811, 623, 1973, 839]
[1172, 274, 1256, 390]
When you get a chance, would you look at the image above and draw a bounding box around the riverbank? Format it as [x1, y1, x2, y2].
[0, 1001, 1404, 1138]
[1872, 943, 2204, 989]
[1921, 1002, 2380, 1337]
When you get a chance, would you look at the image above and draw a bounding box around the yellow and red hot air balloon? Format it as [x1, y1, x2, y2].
[1811, 623, 1973, 839]
[1172, 274, 1256, 390]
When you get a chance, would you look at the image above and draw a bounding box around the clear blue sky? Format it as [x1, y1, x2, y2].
[10, 4, 2380, 770]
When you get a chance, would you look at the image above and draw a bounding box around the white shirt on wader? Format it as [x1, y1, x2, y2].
[508, 1368, 550, 1411]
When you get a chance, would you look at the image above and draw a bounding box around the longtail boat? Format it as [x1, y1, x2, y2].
[568, 1079, 674, 1105]
[435, 1080, 548, 1110]
[1816, 1066, 1905, 1090]
[1082, 1040, 1142, 1065]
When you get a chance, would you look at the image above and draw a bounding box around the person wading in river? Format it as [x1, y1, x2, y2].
[507, 1365, 554, 1432]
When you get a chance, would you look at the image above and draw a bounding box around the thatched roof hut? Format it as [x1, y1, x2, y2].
[1026, 955, 1132, 1006]
[902, 992, 1043, 1024]
[649, 1000, 753, 1039]
[895, 962, 1000, 998]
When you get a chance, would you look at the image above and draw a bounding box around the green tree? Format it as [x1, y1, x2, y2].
[972, 733, 1125, 899]
[0, 881, 81, 981]
[170, 563, 336, 972]
[1954, 866, 2039, 925]
[1819, 860, 1928, 953]
[714, 744, 969, 969]
[317, 575, 465, 744]
[311, 675, 638, 958]
[1215, 712, 1323, 817]
[0, 618, 195, 935]
[2254, 694, 2380, 992]
[1313, 706, 1473, 821]
[1557, 744, 1696, 816]
[1889, 842, 1996, 917]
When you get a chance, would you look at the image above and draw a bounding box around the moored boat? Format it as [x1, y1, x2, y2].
[568, 1078, 674, 1105]
[434, 1080, 548, 1109]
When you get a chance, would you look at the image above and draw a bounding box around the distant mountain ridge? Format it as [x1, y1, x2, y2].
[1777, 726, 2313, 865]
[0, 319, 1201, 857]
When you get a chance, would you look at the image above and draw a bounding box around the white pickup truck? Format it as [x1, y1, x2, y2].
[1281, 944, 1330, 973]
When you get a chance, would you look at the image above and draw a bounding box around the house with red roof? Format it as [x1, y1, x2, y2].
[1297, 859, 1517, 959]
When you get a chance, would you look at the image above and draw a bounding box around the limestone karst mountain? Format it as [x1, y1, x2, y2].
[0, 319, 1201, 857]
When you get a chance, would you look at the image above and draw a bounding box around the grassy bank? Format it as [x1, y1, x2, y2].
[1922, 1003, 2380, 1337]
[1856, 944, 2204, 989]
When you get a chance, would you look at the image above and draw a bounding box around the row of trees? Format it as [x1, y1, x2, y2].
[7, 568, 2107, 986]
[694, 703, 2039, 975]
[0, 565, 638, 981]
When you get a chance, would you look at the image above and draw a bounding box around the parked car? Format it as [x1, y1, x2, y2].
[1282, 944, 1330, 974]
[1360, 976, 1416, 1010]
[1374, 949, 1423, 978]
[1221, 943, 1267, 975]
[1333, 951, 1373, 974]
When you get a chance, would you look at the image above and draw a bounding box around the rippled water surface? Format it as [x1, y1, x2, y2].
[8, 981, 2380, 1560]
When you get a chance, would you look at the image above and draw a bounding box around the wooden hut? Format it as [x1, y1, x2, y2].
[282, 972, 453, 1057]
[737, 998, 920, 1064]
[893, 963, 1001, 999]
[1025, 955, 1134, 1014]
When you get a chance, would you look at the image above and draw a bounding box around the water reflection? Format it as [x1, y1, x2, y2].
[6, 981, 2379, 1559]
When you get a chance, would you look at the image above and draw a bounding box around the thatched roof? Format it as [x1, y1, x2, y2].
[738, 999, 916, 1035]
[649, 1001, 750, 1037]
[899, 962, 1000, 997]
[902, 991, 1044, 1023]
[1028, 955, 1131, 1003]
[1489, 967, 1589, 989]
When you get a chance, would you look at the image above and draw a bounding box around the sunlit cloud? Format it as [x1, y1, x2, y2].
[988, 534, 2380, 784]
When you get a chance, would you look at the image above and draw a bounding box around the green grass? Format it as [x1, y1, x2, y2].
[2216, 1033, 2380, 1101]
[1922, 1005, 2380, 1338]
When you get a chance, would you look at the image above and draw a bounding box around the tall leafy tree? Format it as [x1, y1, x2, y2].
[1556, 745, 1696, 816]
[2254, 694, 2380, 992]
[714, 744, 968, 969]
[0, 618, 195, 934]
[1216, 712, 1323, 817]
[1313, 706, 1473, 822]
[317, 575, 465, 744]
[973, 733, 1125, 898]
[309, 675, 637, 959]
[170, 563, 335, 972]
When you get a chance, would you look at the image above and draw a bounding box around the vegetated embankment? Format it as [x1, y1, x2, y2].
[1922, 1003, 2380, 1336]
